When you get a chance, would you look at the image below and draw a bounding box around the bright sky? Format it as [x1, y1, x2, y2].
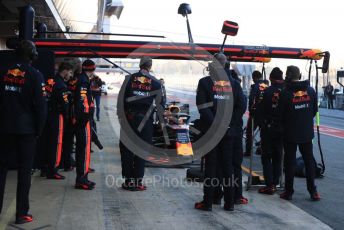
[107, 0, 343, 75]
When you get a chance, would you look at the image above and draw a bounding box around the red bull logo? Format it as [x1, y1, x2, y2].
[7, 69, 25, 77]
[45, 79, 55, 93]
[272, 92, 280, 102]
[214, 80, 230, 87]
[213, 81, 232, 93]
[131, 82, 152, 91]
[259, 83, 268, 91]
[272, 92, 281, 108]
[293, 90, 307, 97]
[134, 76, 152, 84]
[70, 79, 78, 85]
[47, 79, 55, 86]
[292, 90, 311, 103]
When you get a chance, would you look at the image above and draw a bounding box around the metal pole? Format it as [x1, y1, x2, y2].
[247, 118, 254, 191]
[262, 63, 266, 80]
[220, 35, 228, 53]
[87, 49, 131, 75]
[185, 14, 194, 44]
[42, 31, 165, 38]
[308, 59, 313, 81]
[315, 61, 326, 174]
[278, 150, 285, 190]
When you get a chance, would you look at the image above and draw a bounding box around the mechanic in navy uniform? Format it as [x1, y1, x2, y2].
[0, 40, 47, 224]
[74, 60, 96, 190]
[90, 74, 103, 121]
[224, 69, 248, 205]
[258, 67, 284, 195]
[61, 71, 78, 171]
[43, 62, 73, 179]
[244, 71, 269, 156]
[194, 53, 246, 211]
[89, 74, 103, 153]
[213, 66, 248, 205]
[118, 56, 164, 191]
[279, 65, 320, 201]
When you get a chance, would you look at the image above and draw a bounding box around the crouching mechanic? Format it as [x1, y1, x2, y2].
[258, 67, 284, 195]
[118, 56, 164, 191]
[43, 62, 73, 179]
[194, 53, 246, 212]
[0, 40, 47, 224]
[279, 65, 320, 201]
[74, 60, 96, 190]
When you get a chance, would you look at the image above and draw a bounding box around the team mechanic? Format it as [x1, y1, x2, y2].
[0, 40, 47, 224]
[279, 65, 320, 201]
[194, 53, 246, 212]
[74, 60, 96, 190]
[258, 67, 284, 195]
[118, 56, 164, 191]
[40, 62, 73, 180]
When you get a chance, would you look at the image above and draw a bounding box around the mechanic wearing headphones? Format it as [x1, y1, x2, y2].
[0, 40, 47, 224]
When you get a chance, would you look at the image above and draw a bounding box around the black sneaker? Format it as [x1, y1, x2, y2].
[213, 198, 221, 205]
[88, 167, 95, 173]
[234, 196, 248, 205]
[122, 180, 137, 191]
[224, 203, 234, 211]
[194, 201, 212, 211]
[15, 214, 33, 224]
[136, 182, 147, 191]
[87, 179, 96, 187]
[310, 191, 321, 201]
[280, 191, 293, 201]
[40, 170, 47, 177]
[75, 178, 94, 190]
[258, 185, 276, 195]
[47, 172, 65, 180]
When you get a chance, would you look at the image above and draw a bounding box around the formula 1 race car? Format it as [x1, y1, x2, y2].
[153, 101, 196, 157]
